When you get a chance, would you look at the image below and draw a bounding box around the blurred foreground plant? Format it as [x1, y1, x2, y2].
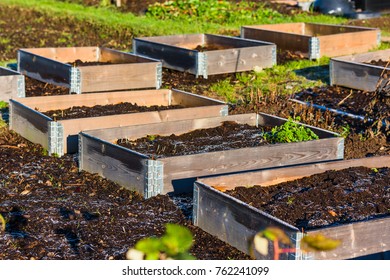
[126, 223, 195, 260]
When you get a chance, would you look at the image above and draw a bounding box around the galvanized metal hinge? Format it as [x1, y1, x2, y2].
[17, 75, 26, 98]
[220, 105, 229, 117]
[329, 60, 334, 86]
[192, 185, 199, 225]
[271, 45, 277, 66]
[70, 67, 81, 94]
[377, 31, 382, 46]
[156, 63, 162, 89]
[145, 160, 163, 198]
[48, 121, 64, 156]
[309, 37, 320, 60]
[197, 52, 208, 79]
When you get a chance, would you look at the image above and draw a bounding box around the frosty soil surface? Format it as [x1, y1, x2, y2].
[117, 121, 272, 158]
[225, 166, 390, 230]
[0, 127, 249, 260]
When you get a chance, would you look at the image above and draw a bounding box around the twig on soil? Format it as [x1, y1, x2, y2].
[337, 90, 353, 106]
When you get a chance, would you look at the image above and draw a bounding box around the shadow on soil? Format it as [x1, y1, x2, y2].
[294, 65, 330, 84]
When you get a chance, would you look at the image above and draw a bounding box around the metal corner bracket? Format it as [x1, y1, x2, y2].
[145, 160, 164, 198]
[48, 121, 64, 156]
[197, 52, 208, 79]
[17, 75, 26, 98]
[309, 37, 320, 60]
[156, 63, 163, 89]
[70, 67, 82, 94]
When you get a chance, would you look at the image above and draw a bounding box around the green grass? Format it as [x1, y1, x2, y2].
[1, 0, 346, 37]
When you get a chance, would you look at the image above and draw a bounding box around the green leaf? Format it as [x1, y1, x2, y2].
[135, 237, 162, 254]
[0, 213, 5, 231]
[161, 223, 193, 255]
[301, 234, 341, 252]
[262, 227, 291, 245]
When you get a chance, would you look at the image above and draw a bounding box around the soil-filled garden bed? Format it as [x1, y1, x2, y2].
[117, 121, 273, 158]
[225, 166, 390, 231]
[0, 127, 249, 260]
[294, 86, 390, 117]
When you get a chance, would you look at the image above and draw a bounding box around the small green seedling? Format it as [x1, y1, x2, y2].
[126, 223, 196, 260]
[264, 117, 319, 144]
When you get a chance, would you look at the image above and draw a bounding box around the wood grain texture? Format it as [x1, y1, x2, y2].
[20, 47, 99, 63]
[10, 100, 51, 150]
[308, 217, 390, 260]
[199, 155, 390, 191]
[79, 133, 147, 194]
[0, 75, 20, 101]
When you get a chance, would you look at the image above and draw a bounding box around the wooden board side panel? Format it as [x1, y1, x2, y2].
[308, 218, 390, 260]
[85, 114, 258, 142]
[80, 63, 158, 92]
[170, 89, 225, 107]
[79, 133, 147, 195]
[10, 100, 50, 150]
[244, 23, 304, 34]
[333, 49, 390, 63]
[319, 30, 379, 57]
[99, 48, 157, 64]
[162, 137, 343, 193]
[194, 183, 298, 259]
[242, 28, 310, 56]
[134, 39, 198, 74]
[18, 50, 71, 87]
[330, 59, 383, 91]
[137, 34, 204, 47]
[206, 45, 275, 75]
[21, 47, 99, 63]
[0, 75, 19, 101]
[205, 34, 271, 48]
[198, 155, 390, 191]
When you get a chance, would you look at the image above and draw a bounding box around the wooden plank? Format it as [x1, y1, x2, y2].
[79, 133, 148, 194]
[18, 49, 71, 87]
[241, 26, 311, 55]
[0, 69, 24, 101]
[170, 89, 226, 107]
[207, 45, 275, 75]
[244, 23, 305, 34]
[15, 89, 172, 111]
[138, 34, 204, 48]
[199, 156, 390, 191]
[205, 34, 273, 48]
[330, 49, 390, 91]
[319, 30, 379, 58]
[162, 137, 343, 194]
[9, 100, 51, 150]
[21, 47, 99, 63]
[86, 114, 258, 142]
[79, 63, 158, 92]
[99, 48, 156, 64]
[308, 217, 390, 260]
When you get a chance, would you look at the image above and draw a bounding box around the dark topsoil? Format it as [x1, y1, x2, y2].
[117, 121, 272, 158]
[225, 166, 390, 231]
[1, 3, 390, 260]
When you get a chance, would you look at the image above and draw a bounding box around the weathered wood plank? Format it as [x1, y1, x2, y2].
[308, 217, 390, 260]
[199, 155, 390, 191]
[79, 63, 158, 92]
[162, 137, 343, 194]
[79, 133, 148, 194]
[0, 67, 25, 101]
[330, 49, 390, 91]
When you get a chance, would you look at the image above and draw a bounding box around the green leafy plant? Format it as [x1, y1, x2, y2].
[0, 213, 6, 232]
[251, 226, 341, 260]
[126, 223, 195, 260]
[264, 117, 319, 143]
[0, 101, 8, 110]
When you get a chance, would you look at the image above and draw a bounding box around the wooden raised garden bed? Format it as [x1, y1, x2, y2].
[194, 155, 390, 260]
[330, 49, 390, 92]
[79, 113, 343, 198]
[241, 23, 380, 59]
[17, 47, 162, 94]
[10, 89, 227, 156]
[133, 34, 276, 78]
[0, 66, 25, 101]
